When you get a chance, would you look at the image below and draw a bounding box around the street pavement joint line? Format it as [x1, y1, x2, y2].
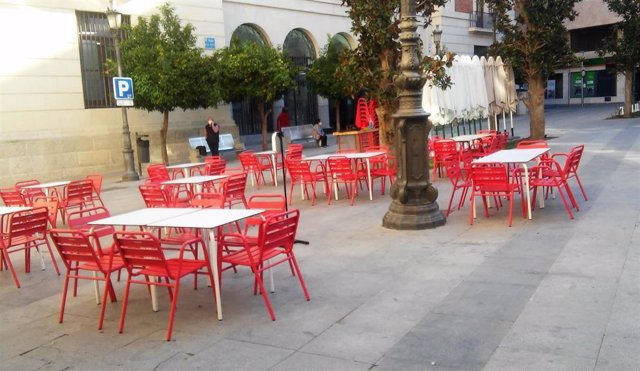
[19, 334, 68, 356]
[593, 221, 639, 370]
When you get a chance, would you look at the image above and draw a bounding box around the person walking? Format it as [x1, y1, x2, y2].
[312, 118, 328, 147]
[205, 116, 220, 156]
[276, 107, 290, 132]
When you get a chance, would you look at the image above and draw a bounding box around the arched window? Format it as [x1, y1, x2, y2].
[283, 29, 318, 126]
[229, 24, 272, 135]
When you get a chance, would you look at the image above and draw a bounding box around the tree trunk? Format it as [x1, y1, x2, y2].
[623, 70, 632, 118]
[257, 99, 268, 150]
[377, 103, 392, 147]
[161, 110, 169, 164]
[334, 99, 341, 132]
[527, 76, 546, 140]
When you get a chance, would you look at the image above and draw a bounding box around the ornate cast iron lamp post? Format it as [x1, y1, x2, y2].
[106, 8, 139, 181]
[433, 25, 443, 55]
[382, 0, 445, 230]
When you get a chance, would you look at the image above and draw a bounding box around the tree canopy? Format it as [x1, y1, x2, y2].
[211, 42, 296, 149]
[339, 0, 448, 145]
[487, 0, 578, 139]
[307, 38, 351, 131]
[598, 0, 640, 118]
[120, 3, 219, 163]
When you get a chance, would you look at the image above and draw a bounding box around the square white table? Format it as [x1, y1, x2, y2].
[451, 133, 491, 149]
[90, 207, 202, 311]
[147, 208, 264, 320]
[473, 148, 550, 220]
[162, 175, 228, 194]
[166, 162, 205, 178]
[304, 151, 386, 201]
[255, 150, 279, 186]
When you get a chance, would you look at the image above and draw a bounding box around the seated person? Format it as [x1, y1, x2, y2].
[312, 118, 328, 148]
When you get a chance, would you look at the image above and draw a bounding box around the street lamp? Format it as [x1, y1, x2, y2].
[432, 25, 443, 55]
[382, 0, 445, 230]
[106, 7, 139, 181]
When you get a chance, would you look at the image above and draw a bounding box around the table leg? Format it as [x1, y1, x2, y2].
[93, 272, 101, 304]
[367, 159, 373, 201]
[150, 276, 158, 312]
[272, 154, 278, 186]
[524, 164, 532, 220]
[208, 230, 223, 320]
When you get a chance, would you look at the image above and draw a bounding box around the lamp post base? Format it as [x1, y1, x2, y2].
[383, 200, 446, 230]
[122, 171, 140, 182]
[122, 149, 140, 181]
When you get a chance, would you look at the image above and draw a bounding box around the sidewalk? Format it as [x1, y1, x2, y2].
[1, 104, 638, 370]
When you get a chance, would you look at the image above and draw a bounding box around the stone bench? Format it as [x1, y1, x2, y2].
[282, 125, 315, 144]
[188, 133, 235, 155]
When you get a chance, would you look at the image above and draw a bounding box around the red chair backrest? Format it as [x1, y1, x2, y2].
[247, 194, 286, 212]
[139, 184, 172, 208]
[0, 187, 26, 206]
[65, 180, 95, 202]
[147, 164, 170, 182]
[67, 206, 115, 238]
[516, 140, 548, 149]
[85, 174, 103, 194]
[565, 145, 584, 176]
[113, 231, 171, 277]
[32, 199, 59, 228]
[204, 160, 226, 175]
[286, 159, 313, 180]
[470, 163, 511, 192]
[286, 144, 303, 160]
[328, 156, 356, 179]
[445, 161, 467, 186]
[238, 151, 256, 171]
[190, 192, 225, 208]
[6, 207, 49, 246]
[222, 173, 247, 206]
[204, 155, 224, 164]
[50, 229, 105, 271]
[15, 180, 45, 203]
[258, 209, 299, 255]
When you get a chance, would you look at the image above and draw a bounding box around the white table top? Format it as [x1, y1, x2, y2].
[473, 148, 550, 164]
[22, 181, 71, 189]
[451, 133, 491, 142]
[304, 151, 385, 161]
[0, 206, 33, 216]
[147, 208, 265, 229]
[162, 175, 228, 185]
[88, 208, 199, 226]
[166, 162, 205, 170]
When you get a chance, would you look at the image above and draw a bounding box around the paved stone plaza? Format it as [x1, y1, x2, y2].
[1, 104, 638, 370]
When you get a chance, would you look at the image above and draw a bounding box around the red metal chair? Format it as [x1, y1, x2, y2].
[0, 207, 60, 288]
[60, 180, 104, 223]
[432, 139, 458, 178]
[469, 163, 524, 227]
[244, 194, 287, 235]
[444, 161, 471, 217]
[221, 173, 248, 208]
[528, 158, 579, 219]
[49, 229, 124, 329]
[286, 159, 328, 206]
[85, 174, 103, 194]
[15, 180, 48, 205]
[0, 187, 26, 206]
[147, 163, 172, 182]
[553, 145, 588, 201]
[190, 192, 226, 209]
[368, 153, 396, 195]
[327, 156, 361, 206]
[113, 231, 216, 341]
[32, 199, 59, 228]
[139, 183, 189, 208]
[238, 151, 274, 188]
[286, 144, 303, 159]
[219, 210, 309, 321]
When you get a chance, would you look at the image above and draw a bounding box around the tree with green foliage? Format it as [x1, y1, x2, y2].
[487, 0, 578, 139]
[307, 39, 350, 131]
[212, 42, 296, 149]
[598, 0, 640, 118]
[120, 4, 219, 164]
[339, 0, 448, 146]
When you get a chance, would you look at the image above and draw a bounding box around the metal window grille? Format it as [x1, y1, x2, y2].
[76, 11, 128, 109]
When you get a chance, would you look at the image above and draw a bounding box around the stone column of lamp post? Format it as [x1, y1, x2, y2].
[382, 0, 446, 230]
[106, 8, 139, 181]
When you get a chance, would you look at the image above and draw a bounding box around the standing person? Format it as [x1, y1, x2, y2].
[276, 107, 289, 132]
[204, 116, 220, 156]
[312, 118, 328, 147]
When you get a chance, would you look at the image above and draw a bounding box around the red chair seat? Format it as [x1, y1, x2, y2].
[137, 258, 208, 279]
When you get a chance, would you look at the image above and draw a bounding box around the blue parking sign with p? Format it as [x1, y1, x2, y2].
[113, 77, 134, 100]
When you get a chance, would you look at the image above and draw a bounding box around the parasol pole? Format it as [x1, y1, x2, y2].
[502, 111, 506, 132]
[510, 111, 514, 137]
